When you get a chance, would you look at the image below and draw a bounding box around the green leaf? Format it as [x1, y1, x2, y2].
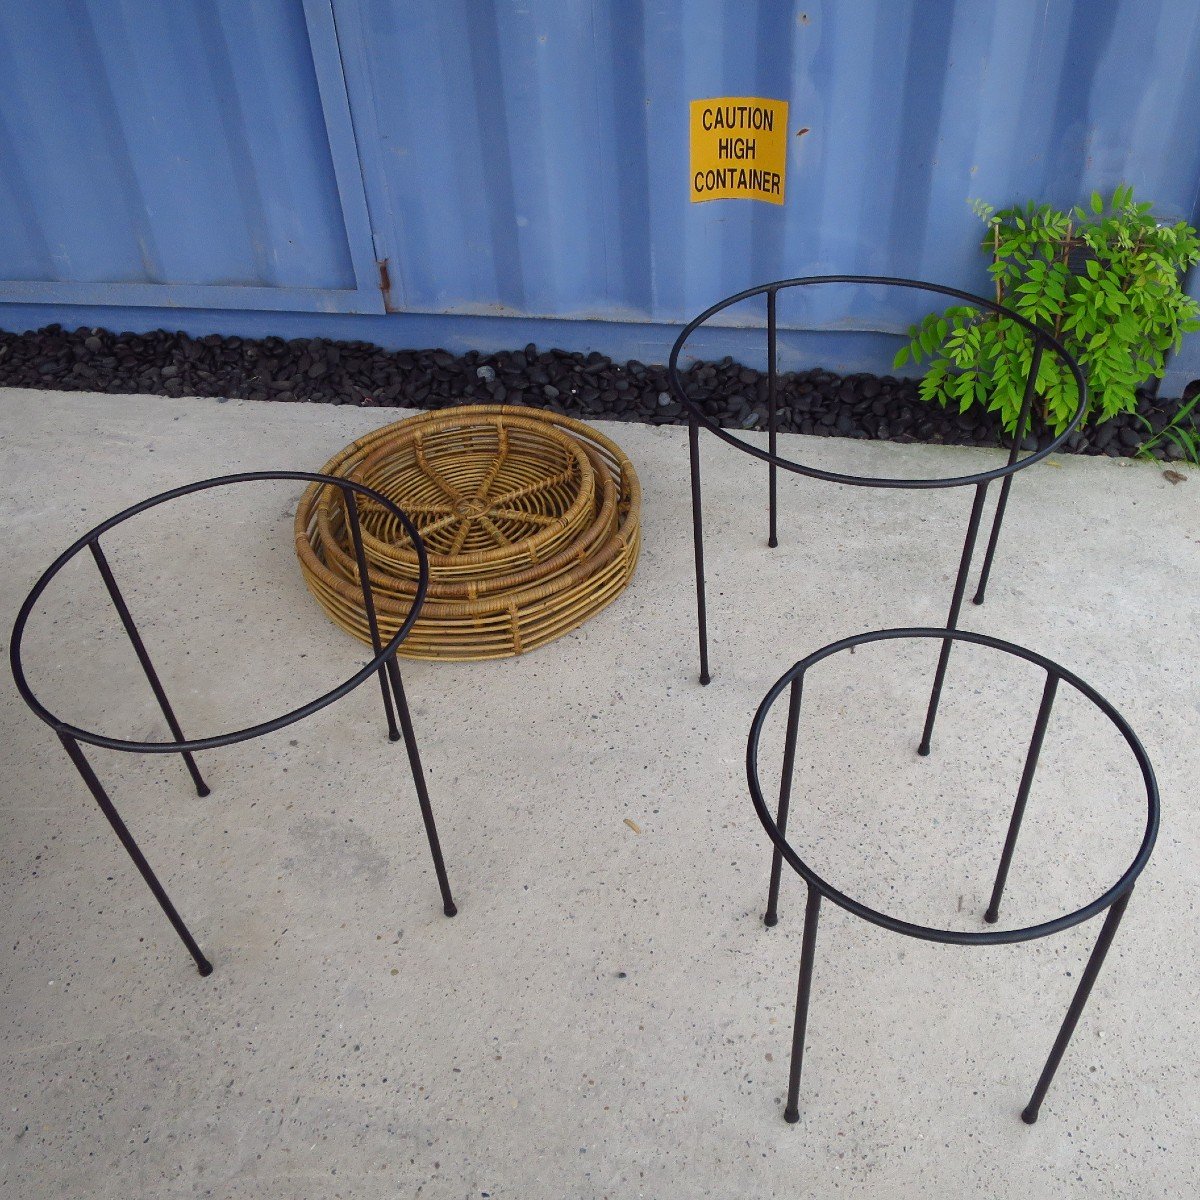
[893, 345, 910, 369]
[901, 186, 1197, 433]
[918, 373, 943, 407]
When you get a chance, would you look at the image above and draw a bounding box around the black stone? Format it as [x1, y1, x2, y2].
[0, 323, 1185, 462]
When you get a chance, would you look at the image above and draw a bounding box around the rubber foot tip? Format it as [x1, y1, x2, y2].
[784, 1107, 800, 1124]
[443, 902, 458, 918]
[196, 959, 214, 977]
[917, 743, 931, 757]
[764, 912, 779, 927]
[972, 593, 986, 606]
[1021, 1107, 1039, 1125]
[699, 673, 711, 686]
[984, 909, 999, 924]
[389, 730, 401, 743]
[768, 537, 779, 549]
[196, 784, 212, 798]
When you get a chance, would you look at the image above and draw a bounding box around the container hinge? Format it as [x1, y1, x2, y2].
[376, 258, 395, 311]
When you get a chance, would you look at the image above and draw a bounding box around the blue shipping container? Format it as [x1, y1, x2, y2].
[1, 0, 1197, 390]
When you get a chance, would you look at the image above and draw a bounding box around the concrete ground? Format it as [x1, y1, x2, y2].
[0, 388, 1196, 1199]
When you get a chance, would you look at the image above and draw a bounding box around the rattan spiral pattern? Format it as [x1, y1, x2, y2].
[295, 406, 641, 660]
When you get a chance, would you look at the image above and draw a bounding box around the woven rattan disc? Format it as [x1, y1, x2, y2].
[349, 411, 595, 582]
[295, 406, 641, 661]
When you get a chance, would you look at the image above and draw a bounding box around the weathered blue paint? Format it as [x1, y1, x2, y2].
[1, 0, 1198, 388]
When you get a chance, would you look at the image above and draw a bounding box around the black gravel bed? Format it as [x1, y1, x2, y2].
[0, 324, 1194, 461]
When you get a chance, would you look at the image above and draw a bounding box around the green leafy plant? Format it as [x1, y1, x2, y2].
[895, 187, 1200, 433]
[1136, 390, 1200, 466]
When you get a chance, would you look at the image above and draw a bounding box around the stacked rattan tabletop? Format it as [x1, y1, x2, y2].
[295, 405, 641, 660]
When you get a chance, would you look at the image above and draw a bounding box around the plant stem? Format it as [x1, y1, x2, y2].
[1053, 219, 1071, 342]
[993, 222, 1002, 306]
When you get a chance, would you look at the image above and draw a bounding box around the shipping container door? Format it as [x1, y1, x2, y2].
[0, 0, 383, 314]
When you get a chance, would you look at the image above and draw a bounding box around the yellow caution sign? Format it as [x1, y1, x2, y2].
[690, 97, 788, 205]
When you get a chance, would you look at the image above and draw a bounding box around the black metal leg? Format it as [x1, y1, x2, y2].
[58, 732, 212, 975]
[767, 289, 779, 549]
[784, 885, 822, 1123]
[1022, 890, 1132, 1124]
[385, 656, 457, 918]
[765, 675, 803, 927]
[985, 672, 1058, 923]
[688, 417, 711, 685]
[973, 338, 1041, 606]
[342, 486, 401, 741]
[918, 481, 989, 756]
[971, 474, 1015, 608]
[89, 541, 208, 797]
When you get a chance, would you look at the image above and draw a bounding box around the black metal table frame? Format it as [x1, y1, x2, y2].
[747, 627, 1159, 1126]
[9, 471, 457, 978]
[668, 275, 1088, 756]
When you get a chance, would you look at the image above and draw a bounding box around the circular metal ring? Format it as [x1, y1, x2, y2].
[9, 471, 430, 754]
[668, 275, 1088, 489]
[746, 627, 1159, 946]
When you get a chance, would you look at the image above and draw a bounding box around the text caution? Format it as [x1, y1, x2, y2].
[690, 97, 788, 205]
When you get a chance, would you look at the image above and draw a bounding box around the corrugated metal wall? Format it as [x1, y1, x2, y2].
[2, 0, 1199, 386]
[0, 0, 383, 312]
[341, 0, 1200, 339]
